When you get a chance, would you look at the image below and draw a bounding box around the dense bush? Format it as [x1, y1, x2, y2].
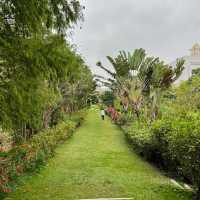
[122, 111, 200, 194]
[100, 91, 115, 106]
[51, 108, 86, 127]
[115, 114, 129, 126]
[122, 122, 153, 158]
[151, 113, 200, 193]
[0, 111, 85, 194]
[66, 110, 86, 128]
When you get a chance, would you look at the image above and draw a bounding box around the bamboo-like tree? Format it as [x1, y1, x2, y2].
[0, 0, 96, 142]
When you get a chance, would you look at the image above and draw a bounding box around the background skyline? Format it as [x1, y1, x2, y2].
[72, 0, 200, 76]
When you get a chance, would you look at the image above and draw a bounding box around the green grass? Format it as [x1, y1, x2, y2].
[5, 106, 193, 200]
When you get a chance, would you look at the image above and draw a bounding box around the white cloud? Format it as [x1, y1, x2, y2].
[72, 0, 200, 76]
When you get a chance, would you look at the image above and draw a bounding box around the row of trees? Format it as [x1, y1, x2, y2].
[0, 0, 95, 143]
[96, 49, 184, 121]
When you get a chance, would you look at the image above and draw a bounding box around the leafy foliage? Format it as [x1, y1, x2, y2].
[122, 111, 200, 194]
[97, 49, 184, 120]
[100, 91, 115, 106]
[0, 0, 83, 36]
[0, 0, 95, 143]
[97, 48, 200, 197]
[118, 71, 200, 197]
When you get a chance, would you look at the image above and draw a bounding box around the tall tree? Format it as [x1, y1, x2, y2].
[96, 49, 184, 120]
[0, 0, 83, 37]
[0, 0, 96, 143]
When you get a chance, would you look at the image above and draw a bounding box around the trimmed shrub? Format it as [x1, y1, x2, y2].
[122, 111, 200, 194]
[121, 122, 153, 159]
[151, 113, 200, 193]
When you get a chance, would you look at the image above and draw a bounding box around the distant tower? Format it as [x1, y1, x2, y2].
[172, 43, 200, 84]
[190, 43, 200, 57]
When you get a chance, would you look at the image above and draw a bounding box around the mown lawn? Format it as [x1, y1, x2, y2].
[5, 107, 193, 200]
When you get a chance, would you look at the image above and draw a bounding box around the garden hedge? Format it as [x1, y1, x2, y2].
[121, 112, 200, 195]
[0, 110, 85, 195]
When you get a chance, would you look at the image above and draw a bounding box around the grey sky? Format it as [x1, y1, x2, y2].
[72, 0, 200, 75]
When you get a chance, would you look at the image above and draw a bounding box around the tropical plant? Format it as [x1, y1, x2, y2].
[96, 49, 184, 120]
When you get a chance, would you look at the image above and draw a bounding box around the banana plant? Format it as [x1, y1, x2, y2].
[96, 49, 185, 120]
[146, 58, 185, 120]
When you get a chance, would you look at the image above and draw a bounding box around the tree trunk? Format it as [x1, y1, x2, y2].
[43, 107, 53, 129]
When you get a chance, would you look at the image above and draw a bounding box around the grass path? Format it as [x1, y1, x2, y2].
[5, 107, 192, 200]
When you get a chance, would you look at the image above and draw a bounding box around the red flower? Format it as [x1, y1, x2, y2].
[2, 187, 12, 193]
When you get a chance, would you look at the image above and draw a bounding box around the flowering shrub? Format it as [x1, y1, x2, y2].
[106, 107, 121, 122]
[0, 111, 85, 195]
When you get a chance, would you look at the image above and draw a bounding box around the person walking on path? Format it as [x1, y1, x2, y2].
[100, 108, 105, 120]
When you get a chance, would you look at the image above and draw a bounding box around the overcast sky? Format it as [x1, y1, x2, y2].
[72, 0, 200, 75]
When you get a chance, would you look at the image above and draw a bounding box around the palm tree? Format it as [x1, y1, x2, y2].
[96, 49, 185, 120]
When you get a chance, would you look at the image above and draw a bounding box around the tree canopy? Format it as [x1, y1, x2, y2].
[0, 0, 95, 143]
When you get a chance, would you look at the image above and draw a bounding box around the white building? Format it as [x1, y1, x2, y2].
[171, 43, 200, 83]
